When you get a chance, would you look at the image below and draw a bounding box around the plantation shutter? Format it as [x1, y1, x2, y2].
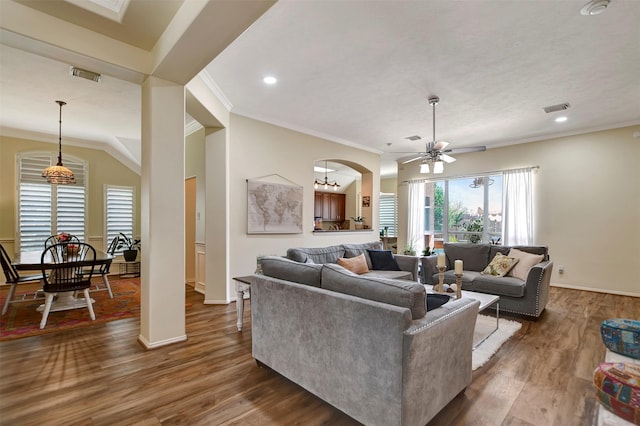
[105, 186, 134, 253]
[379, 194, 398, 237]
[18, 154, 86, 251]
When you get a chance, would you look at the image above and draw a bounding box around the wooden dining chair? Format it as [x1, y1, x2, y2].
[39, 242, 96, 329]
[44, 234, 81, 248]
[79, 235, 117, 298]
[0, 243, 45, 315]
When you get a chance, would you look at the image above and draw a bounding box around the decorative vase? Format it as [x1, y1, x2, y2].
[123, 249, 138, 262]
[355, 223, 364, 230]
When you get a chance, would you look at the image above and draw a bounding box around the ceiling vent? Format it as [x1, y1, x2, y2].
[69, 67, 102, 83]
[405, 135, 422, 141]
[543, 103, 571, 113]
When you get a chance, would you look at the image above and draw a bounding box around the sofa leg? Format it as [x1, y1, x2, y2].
[255, 359, 268, 369]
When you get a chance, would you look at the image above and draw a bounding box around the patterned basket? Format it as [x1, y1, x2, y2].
[593, 362, 640, 425]
[601, 319, 640, 360]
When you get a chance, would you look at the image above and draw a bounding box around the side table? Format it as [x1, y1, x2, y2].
[233, 276, 252, 331]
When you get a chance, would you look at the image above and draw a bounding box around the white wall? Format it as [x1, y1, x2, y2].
[397, 125, 640, 296]
[228, 114, 381, 280]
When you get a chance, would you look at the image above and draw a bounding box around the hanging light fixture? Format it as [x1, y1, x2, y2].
[419, 159, 430, 174]
[433, 159, 444, 174]
[42, 100, 75, 184]
[314, 161, 340, 191]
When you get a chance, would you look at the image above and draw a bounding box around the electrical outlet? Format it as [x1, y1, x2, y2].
[558, 265, 564, 274]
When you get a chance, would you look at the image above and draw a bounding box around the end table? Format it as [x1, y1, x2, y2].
[233, 276, 252, 331]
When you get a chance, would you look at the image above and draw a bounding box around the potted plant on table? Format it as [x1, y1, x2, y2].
[351, 216, 365, 230]
[116, 233, 140, 262]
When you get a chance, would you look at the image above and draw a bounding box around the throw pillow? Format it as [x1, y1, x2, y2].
[481, 252, 520, 277]
[426, 293, 451, 311]
[367, 249, 401, 271]
[507, 248, 544, 281]
[337, 253, 370, 275]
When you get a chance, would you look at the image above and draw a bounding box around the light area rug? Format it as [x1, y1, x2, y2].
[472, 314, 522, 370]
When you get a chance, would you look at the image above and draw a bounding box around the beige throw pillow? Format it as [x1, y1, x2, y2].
[507, 248, 544, 281]
[482, 253, 519, 277]
[337, 253, 370, 275]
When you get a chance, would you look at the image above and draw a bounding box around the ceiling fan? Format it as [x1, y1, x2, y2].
[397, 96, 486, 174]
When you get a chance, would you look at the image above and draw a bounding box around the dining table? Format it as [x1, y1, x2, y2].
[12, 249, 114, 313]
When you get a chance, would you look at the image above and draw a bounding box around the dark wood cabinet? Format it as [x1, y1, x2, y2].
[314, 192, 345, 221]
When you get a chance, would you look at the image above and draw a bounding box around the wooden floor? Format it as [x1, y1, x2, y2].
[0, 285, 638, 426]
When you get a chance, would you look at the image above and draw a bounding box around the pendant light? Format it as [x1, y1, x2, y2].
[42, 100, 75, 184]
[314, 161, 340, 191]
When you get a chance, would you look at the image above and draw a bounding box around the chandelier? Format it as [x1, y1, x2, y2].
[42, 100, 75, 184]
[314, 161, 340, 191]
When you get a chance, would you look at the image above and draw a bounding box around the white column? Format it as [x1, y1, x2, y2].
[139, 76, 187, 348]
[204, 127, 229, 304]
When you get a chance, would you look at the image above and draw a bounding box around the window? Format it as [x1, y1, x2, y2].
[105, 186, 134, 253]
[379, 193, 397, 237]
[18, 153, 86, 251]
[424, 175, 502, 245]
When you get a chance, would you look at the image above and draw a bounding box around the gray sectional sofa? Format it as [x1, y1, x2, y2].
[421, 243, 553, 317]
[252, 252, 481, 426]
[286, 240, 419, 281]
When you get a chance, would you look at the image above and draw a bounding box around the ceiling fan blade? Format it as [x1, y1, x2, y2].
[400, 155, 424, 164]
[444, 145, 486, 154]
[433, 140, 449, 151]
[441, 153, 457, 163]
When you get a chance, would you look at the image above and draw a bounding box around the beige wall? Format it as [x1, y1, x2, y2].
[185, 127, 206, 243]
[0, 135, 141, 254]
[227, 113, 381, 279]
[381, 177, 397, 194]
[397, 125, 640, 296]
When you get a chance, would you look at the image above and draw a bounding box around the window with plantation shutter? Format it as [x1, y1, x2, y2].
[379, 194, 398, 237]
[105, 186, 134, 253]
[18, 153, 87, 251]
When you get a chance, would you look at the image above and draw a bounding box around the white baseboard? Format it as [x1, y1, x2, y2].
[138, 334, 187, 349]
[551, 282, 639, 298]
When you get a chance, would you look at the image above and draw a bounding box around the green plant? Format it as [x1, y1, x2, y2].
[463, 218, 484, 243]
[350, 216, 365, 222]
[422, 246, 433, 256]
[116, 233, 140, 251]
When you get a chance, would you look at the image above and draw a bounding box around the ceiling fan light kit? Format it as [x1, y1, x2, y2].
[401, 95, 486, 174]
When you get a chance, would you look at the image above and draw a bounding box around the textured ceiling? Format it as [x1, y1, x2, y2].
[1, 0, 639, 178]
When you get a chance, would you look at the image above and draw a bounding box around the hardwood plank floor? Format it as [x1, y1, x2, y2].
[0, 285, 638, 425]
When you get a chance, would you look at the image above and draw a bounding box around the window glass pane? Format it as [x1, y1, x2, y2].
[106, 186, 134, 253]
[19, 183, 52, 251]
[448, 177, 484, 243]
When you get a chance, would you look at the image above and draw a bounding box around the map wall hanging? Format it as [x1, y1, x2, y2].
[247, 175, 303, 234]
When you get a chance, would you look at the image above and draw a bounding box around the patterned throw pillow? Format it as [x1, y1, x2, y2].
[337, 253, 370, 275]
[481, 253, 519, 277]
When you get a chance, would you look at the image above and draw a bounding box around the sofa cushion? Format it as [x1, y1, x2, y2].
[337, 253, 370, 275]
[507, 248, 544, 281]
[287, 245, 345, 264]
[444, 243, 491, 272]
[365, 270, 413, 280]
[426, 293, 451, 311]
[260, 256, 323, 287]
[367, 249, 401, 271]
[482, 253, 519, 277]
[322, 263, 426, 319]
[473, 274, 526, 298]
[343, 241, 383, 269]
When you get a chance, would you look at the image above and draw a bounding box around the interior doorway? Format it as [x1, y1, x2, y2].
[185, 177, 196, 285]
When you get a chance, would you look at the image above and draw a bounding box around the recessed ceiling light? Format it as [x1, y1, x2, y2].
[555, 116, 568, 123]
[580, 0, 610, 16]
[263, 76, 277, 85]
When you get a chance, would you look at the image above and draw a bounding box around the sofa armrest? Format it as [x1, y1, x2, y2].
[394, 254, 419, 281]
[419, 255, 439, 284]
[524, 260, 553, 316]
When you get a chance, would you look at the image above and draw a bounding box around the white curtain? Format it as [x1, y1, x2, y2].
[502, 168, 533, 245]
[407, 181, 425, 254]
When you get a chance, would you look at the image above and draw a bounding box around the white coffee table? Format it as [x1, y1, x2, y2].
[426, 285, 500, 350]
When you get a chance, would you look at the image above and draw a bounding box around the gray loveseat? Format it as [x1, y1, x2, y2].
[252, 256, 480, 426]
[421, 243, 553, 317]
[287, 241, 419, 281]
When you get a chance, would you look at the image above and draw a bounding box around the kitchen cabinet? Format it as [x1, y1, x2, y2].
[314, 192, 345, 221]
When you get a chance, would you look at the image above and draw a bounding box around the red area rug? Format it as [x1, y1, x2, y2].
[0, 277, 140, 341]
